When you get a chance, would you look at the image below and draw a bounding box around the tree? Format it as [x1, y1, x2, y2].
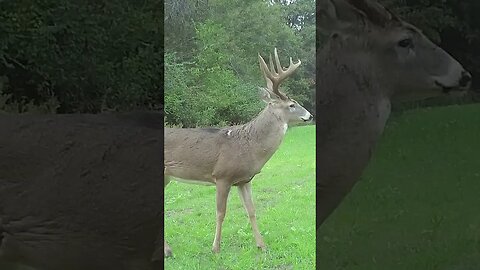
[164, 0, 316, 127]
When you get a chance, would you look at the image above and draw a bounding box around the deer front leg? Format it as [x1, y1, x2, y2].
[237, 182, 266, 251]
[164, 176, 173, 257]
[212, 181, 231, 254]
[164, 240, 172, 258]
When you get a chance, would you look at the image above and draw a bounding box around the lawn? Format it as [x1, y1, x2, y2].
[318, 104, 480, 270]
[165, 125, 316, 270]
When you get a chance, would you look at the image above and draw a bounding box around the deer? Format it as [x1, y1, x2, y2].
[0, 112, 164, 270]
[164, 48, 313, 256]
[316, 0, 472, 227]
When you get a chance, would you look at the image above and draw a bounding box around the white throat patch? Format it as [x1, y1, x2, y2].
[283, 123, 288, 134]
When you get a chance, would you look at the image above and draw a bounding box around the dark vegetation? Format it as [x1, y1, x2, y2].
[0, 0, 162, 114]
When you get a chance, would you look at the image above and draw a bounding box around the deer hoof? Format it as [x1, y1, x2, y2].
[164, 247, 173, 257]
[212, 245, 221, 254]
[257, 244, 267, 252]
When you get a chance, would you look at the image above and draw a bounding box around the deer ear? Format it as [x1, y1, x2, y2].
[318, 0, 397, 35]
[258, 87, 277, 104]
[318, 0, 367, 34]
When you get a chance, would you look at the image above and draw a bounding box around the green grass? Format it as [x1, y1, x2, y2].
[165, 125, 316, 270]
[319, 104, 480, 270]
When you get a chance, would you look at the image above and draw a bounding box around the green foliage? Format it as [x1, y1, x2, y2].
[165, 0, 315, 127]
[0, 75, 59, 113]
[0, 0, 162, 113]
[165, 48, 262, 127]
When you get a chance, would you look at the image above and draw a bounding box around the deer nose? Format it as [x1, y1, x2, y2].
[308, 114, 314, 121]
[459, 71, 472, 88]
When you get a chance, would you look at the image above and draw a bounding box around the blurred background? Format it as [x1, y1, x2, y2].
[0, 0, 162, 114]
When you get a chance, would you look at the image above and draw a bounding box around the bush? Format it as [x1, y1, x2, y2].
[0, 0, 162, 113]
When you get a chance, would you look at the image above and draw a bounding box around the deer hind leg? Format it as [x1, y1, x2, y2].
[212, 180, 231, 254]
[237, 182, 266, 251]
[164, 176, 173, 257]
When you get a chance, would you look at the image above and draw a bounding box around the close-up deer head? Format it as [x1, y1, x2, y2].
[316, 0, 472, 226]
[317, 0, 471, 102]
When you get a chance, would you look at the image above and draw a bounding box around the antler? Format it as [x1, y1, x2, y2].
[258, 48, 301, 100]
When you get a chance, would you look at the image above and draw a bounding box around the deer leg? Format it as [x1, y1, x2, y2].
[164, 239, 172, 258]
[237, 182, 266, 251]
[212, 181, 231, 254]
[164, 176, 173, 257]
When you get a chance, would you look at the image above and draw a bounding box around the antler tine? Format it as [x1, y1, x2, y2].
[268, 53, 276, 75]
[274, 47, 301, 78]
[273, 48, 283, 74]
[258, 48, 301, 100]
[258, 53, 274, 90]
[267, 51, 287, 100]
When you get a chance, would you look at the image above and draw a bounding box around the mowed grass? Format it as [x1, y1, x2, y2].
[319, 104, 480, 270]
[165, 125, 316, 269]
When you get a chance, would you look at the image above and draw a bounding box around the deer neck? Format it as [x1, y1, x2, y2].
[317, 37, 393, 139]
[242, 105, 287, 157]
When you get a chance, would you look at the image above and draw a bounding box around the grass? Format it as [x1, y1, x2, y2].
[165, 125, 316, 270]
[318, 104, 480, 270]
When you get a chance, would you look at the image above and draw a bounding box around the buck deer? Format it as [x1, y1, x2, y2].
[316, 0, 472, 226]
[164, 48, 313, 256]
[0, 112, 164, 270]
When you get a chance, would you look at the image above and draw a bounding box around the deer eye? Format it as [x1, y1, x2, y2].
[289, 104, 295, 108]
[398, 38, 413, 48]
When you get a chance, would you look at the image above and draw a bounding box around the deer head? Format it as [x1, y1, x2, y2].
[258, 48, 313, 123]
[317, 0, 472, 101]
